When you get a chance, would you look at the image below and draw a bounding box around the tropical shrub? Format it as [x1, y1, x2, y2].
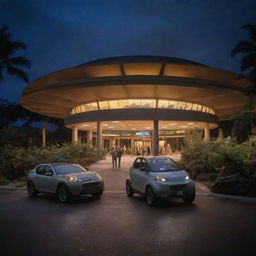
[0, 143, 106, 180]
[180, 131, 256, 196]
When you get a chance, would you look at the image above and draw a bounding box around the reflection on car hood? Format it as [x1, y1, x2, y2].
[59, 171, 99, 181]
[150, 170, 188, 180]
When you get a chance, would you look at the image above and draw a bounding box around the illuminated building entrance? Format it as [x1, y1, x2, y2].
[21, 56, 249, 155]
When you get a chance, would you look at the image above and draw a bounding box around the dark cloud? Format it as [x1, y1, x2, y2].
[0, 0, 255, 101]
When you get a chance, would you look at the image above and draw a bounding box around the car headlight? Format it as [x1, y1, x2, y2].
[96, 174, 102, 180]
[64, 175, 81, 182]
[185, 175, 190, 180]
[155, 176, 167, 182]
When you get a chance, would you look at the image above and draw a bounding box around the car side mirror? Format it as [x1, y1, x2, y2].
[140, 166, 148, 172]
[45, 171, 53, 176]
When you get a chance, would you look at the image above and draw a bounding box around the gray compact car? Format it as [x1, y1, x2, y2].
[27, 162, 104, 202]
[126, 157, 195, 205]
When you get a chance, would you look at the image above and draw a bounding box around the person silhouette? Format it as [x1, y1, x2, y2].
[111, 146, 118, 168]
[117, 147, 123, 168]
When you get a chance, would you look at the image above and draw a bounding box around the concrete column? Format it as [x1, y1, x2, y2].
[97, 121, 102, 148]
[72, 126, 78, 143]
[218, 127, 224, 140]
[131, 137, 135, 148]
[204, 123, 210, 141]
[153, 120, 159, 156]
[131, 136, 135, 153]
[42, 120, 46, 147]
[87, 130, 93, 145]
[109, 138, 114, 148]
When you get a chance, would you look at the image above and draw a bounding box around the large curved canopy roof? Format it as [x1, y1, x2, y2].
[21, 55, 250, 120]
[78, 55, 206, 67]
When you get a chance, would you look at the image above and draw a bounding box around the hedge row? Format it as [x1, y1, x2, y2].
[0, 143, 106, 180]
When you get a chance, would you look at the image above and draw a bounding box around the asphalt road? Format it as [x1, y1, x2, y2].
[1, 156, 256, 256]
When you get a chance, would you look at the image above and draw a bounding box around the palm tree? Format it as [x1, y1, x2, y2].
[231, 23, 256, 90]
[231, 24, 256, 142]
[0, 25, 30, 84]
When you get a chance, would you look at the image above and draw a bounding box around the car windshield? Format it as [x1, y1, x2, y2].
[54, 164, 86, 174]
[148, 158, 179, 172]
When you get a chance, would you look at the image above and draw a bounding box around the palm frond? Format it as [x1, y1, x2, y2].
[0, 25, 10, 39]
[8, 41, 27, 55]
[7, 66, 29, 83]
[243, 23, 256, 42]
[4, 56, 31, 68]
[241, 53, 256, 72]
[231, 41, 256, 57]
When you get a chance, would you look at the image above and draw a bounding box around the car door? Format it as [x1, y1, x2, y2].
[130, 158, 142, 191]
[135, 158, 150, 193]
[33, 165, 46, 191]
[39, 165, 57, 193]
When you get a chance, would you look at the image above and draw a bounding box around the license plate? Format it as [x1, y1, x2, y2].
[177, 191, 183, 196]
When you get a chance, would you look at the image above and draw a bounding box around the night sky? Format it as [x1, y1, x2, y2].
[1, 0, 256, 103]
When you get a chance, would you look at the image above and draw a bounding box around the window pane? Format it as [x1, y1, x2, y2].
[158, 100, 169, 108]
[185, 102, 192, 110]
[127, 99, 140, 108]
[99, 101, 109, 110]
[179, 102, 186, 110]
[118, 99, 129, 108]
[192, 104, 198, 111]
[84, 104, 90, 111]
[141, 99, 156, 108]
[89, 102, 98, 111]
[197, 105, 203, 111]
[168, 101, 177, 109]
[109, 100, 119, 109]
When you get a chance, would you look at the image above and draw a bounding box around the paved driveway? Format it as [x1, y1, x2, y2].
[0, 156, 256, 256]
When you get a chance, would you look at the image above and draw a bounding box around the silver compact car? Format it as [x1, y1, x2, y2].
[126, 157, 195, 205]
[27, 163, 104, 203]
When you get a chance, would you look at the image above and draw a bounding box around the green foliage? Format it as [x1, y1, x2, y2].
[0, 176, 10, 185]
[0, 25, 30, 84]
[0, 125, 32, 147]
[0, 145, 28, 179]
[26, 143, 106, 167]
[0, 143, 106, 180]
[180, 131, 256, 180]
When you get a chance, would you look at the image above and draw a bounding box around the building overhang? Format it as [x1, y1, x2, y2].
[20, 57, 250, 122]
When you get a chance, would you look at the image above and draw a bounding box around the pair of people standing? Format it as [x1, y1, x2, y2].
[111, 147, 123, 168]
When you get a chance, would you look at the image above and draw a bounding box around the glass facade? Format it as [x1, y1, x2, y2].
[71, 99, 215, 115]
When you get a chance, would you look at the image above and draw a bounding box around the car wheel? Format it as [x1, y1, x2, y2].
[183, 192, 195, 204]
[57, 185, 70, 203]
[27, 181, 38, 197]
[126, 180, 134, 197]
[145, 186, 156, 206]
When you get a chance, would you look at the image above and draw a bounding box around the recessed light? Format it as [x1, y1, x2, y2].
[188, 122, 194, 125]
[169, 123, 177, 126]
[83, 124, 89, 127]
[180, 125, 188, 128]
[112, 121, 119, 123]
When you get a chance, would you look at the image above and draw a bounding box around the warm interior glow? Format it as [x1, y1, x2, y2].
[71, 98, 215, 115]
[68, 120, 218, 132]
